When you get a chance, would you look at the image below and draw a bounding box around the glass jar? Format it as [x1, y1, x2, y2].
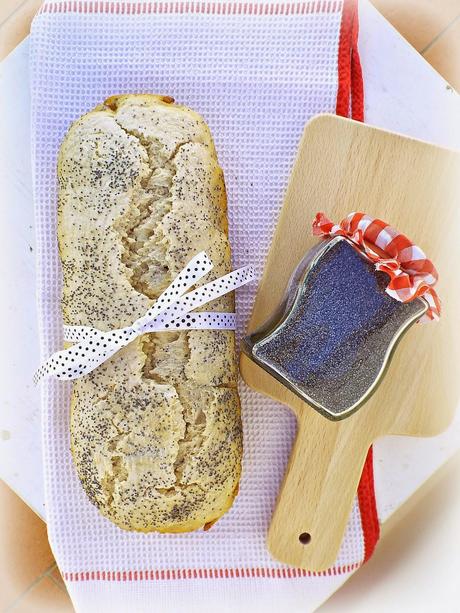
[243, 236, 427, 420]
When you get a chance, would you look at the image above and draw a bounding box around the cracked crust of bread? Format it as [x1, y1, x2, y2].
[58, 94, 242, 532]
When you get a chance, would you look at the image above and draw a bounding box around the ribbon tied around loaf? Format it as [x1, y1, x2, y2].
[34, 252, 254, 384]
[312, 211, 440, 322]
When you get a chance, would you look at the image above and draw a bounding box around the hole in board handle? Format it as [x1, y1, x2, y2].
[299, 532, 311, 545]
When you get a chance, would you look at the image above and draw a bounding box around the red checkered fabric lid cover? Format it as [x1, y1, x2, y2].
[312, 212, 440, 322]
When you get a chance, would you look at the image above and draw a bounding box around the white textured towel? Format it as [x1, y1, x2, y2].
[31, 1, 367, 611]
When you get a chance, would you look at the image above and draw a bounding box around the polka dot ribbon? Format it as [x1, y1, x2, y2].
[34, 252, 254, 384]
[312, 212, 440, 322]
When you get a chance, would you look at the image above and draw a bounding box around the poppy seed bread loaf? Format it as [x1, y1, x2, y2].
[58, 94, 242, 532]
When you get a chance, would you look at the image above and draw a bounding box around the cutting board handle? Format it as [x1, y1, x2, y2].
[267, 407, 373, 570]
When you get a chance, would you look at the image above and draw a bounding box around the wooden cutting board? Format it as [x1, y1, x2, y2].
[240, 114, 460, 571]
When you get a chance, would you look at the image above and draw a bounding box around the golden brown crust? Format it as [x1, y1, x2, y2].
[59, 94, 242, 532]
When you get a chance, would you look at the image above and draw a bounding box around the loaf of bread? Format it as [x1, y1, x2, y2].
[57, 94, 242, 532]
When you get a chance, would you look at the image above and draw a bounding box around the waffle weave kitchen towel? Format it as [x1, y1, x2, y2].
[30, 1, 378, 611]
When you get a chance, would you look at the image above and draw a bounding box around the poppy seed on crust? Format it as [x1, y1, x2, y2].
[59, 94, 242, 533]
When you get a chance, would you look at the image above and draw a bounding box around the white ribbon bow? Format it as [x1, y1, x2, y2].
[34, 252, 254, 383]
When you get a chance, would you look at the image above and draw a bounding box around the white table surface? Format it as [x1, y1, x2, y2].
[0, 1, 459, 609]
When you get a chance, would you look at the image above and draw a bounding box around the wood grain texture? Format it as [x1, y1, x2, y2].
[424, 16, 460, 91]
[371, 0, 460, 52]
[240, 114, 460, 570]
[0, 0, 29, 26]
[0, 0, 42, 60]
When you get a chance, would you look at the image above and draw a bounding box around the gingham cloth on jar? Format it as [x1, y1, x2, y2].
[313, 211, 441, 321]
